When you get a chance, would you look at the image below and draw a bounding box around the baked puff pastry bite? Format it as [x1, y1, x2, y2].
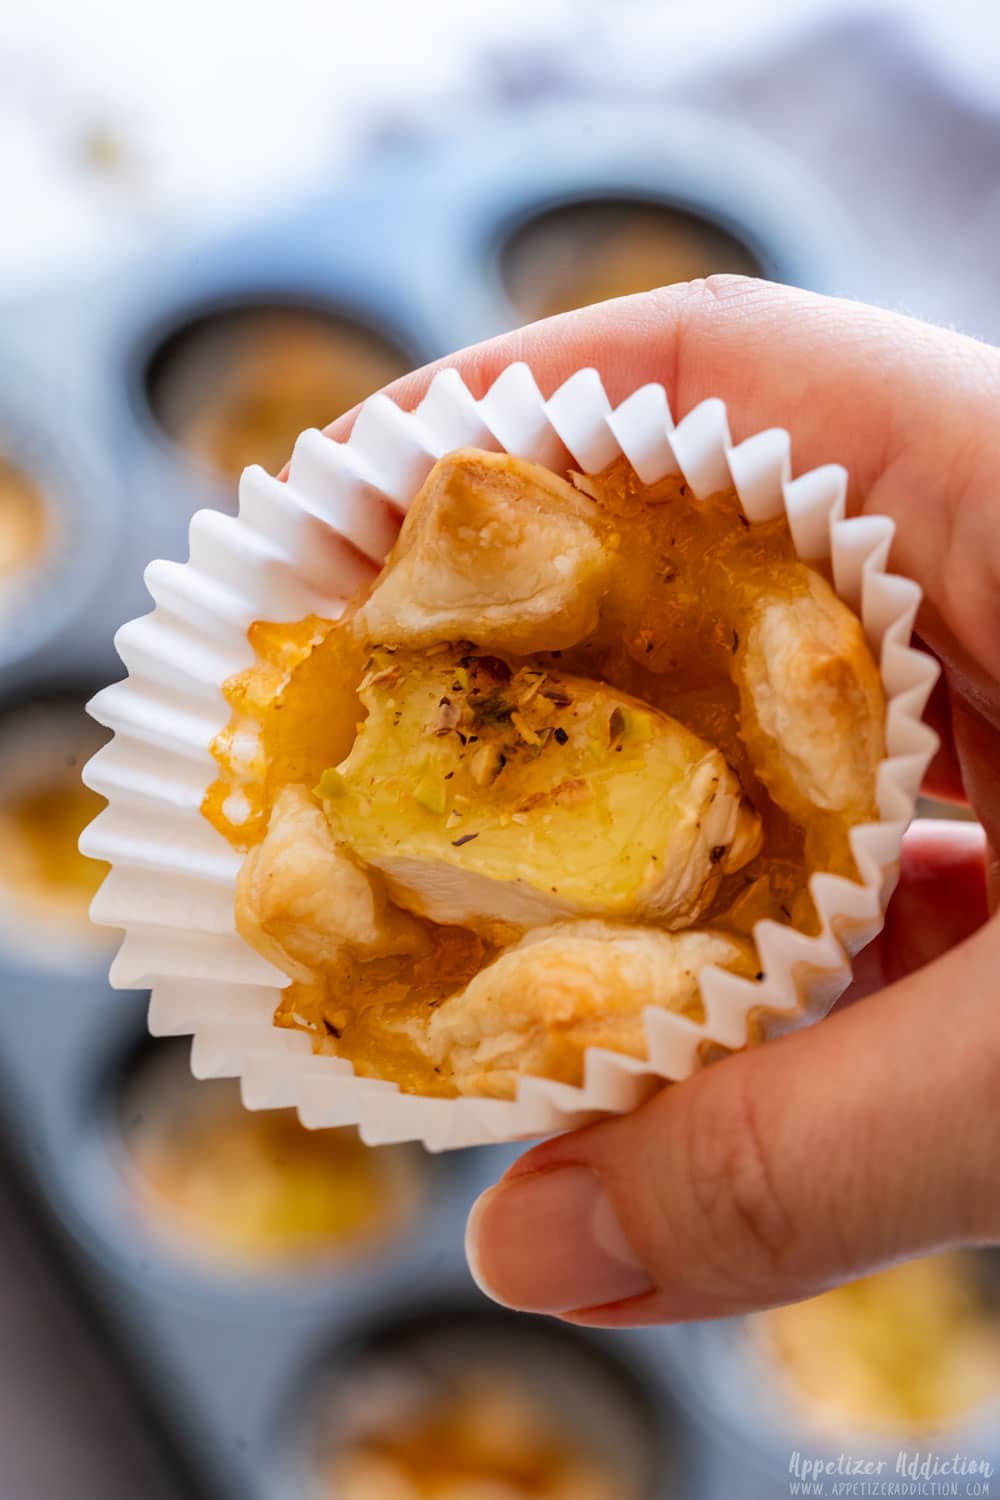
[427, 923, 755, 1099]
[235, 784, 428, 984]
[355, 447, 617, 654]
[209, 445, 886, 1100]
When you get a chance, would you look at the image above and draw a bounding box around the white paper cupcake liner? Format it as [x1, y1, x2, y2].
[81, 364, 939, 1150]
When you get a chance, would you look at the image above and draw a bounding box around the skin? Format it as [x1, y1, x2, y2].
[302, 277, 1000, 1325]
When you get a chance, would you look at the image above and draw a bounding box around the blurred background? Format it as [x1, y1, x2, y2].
[1, 0, 999, 1496]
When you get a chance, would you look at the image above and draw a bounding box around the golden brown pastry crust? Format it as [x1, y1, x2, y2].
[736, 569, 885, 827]
[427, 922, 756, 1098]
[355, 447, 617, 654]
[235, 784, 427, 983]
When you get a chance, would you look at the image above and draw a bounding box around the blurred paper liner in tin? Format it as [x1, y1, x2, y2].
[80, 362, 938, 1150]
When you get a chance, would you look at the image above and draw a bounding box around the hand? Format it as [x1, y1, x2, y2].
[323, 277, 1000, 1325]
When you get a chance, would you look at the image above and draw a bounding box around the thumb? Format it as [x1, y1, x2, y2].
[465, 906, 1000, 1326]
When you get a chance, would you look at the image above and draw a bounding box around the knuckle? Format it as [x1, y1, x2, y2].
[678, 1070, 796, 1287]
[694, 271, 756, 305]
[643, 272, 753, 320]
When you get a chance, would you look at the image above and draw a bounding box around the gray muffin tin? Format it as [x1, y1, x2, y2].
[0, 107, 979, 1500]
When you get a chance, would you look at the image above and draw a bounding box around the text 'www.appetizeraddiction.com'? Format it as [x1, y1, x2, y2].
[787, 1452, 994, 1497]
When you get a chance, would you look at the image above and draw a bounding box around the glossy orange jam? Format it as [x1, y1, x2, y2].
[205, 460, 872, 1092]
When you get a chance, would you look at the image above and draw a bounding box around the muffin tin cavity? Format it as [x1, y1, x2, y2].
[500, 195, 764, 322]
[112, 1036, 428, 1275]
[296, 1305, 666, 1499]
[0, 691, 111, 969]
[142, 298, 415, 482]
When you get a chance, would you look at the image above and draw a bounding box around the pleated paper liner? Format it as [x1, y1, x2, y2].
[81, 364, 938, 1149]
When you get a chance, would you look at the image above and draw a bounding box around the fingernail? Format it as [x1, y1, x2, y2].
[465, 1166, 654, 1314]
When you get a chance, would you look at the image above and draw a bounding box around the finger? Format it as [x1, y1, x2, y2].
[465, 913, 1000, 1324]
[918, 660, 966, 804]
[315, 278, 1000, 695]
[840, 818, 988, 1003]
[951, 693, 1000, 911]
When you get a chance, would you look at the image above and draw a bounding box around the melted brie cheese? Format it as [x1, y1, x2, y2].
[318, 650, 760, 937]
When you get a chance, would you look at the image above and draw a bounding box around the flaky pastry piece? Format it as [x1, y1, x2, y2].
[235, 785, 427, 983]
[354, 447, 617, 654]
[427, 921, 756, 1098]
[735, 569, 885, 827]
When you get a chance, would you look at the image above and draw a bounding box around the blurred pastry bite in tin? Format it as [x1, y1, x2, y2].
[146, 302, 412, 481]
[750, 1252, 1000, 1438]
[120, 1040, 423, 1269]
[309, 1311, 659, 1499]
[0, 455, 51, 599]
[320, 1372, 631, 1500]
[0, 700, 109, 965]
[502, 197, 763, 321]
